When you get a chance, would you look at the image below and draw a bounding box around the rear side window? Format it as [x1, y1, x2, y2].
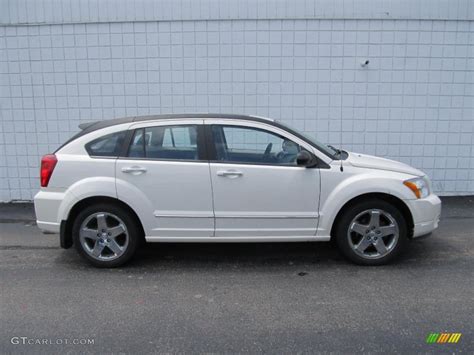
[128, 125, 199, 160]
[85, 131, 126, 157]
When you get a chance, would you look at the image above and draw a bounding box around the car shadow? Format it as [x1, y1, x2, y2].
[127, 235, 449, 270]
[59, 229, 465, 271]
[131, 241, 344, 268]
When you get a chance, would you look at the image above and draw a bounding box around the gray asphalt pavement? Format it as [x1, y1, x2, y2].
[1, 197, 473, 353]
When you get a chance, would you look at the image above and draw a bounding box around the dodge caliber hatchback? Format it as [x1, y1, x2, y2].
[34, 114, 441, 267]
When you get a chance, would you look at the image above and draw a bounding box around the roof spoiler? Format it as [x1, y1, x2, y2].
[78, 121, 99, 130]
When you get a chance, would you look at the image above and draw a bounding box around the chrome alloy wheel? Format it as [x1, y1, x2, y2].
[79, 212, 129, 261]
[347, 209, 399, 259]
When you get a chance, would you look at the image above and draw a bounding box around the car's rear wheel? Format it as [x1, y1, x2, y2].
[334, 199, 408, 265]
[72, 203, 140, 267]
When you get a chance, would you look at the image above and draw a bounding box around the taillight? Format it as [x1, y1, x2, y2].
[40, 154, 57, 187]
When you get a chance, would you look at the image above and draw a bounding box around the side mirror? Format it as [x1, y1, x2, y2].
[296, 150, 317, 168]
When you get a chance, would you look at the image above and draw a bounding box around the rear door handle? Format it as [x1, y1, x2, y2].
[217, 170, 243, 177]
[121, 166, 147, 174]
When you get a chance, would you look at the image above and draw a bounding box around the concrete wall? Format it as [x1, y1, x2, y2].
[0, 0, 473, 201]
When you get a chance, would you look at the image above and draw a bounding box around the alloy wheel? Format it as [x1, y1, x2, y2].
[79, 212, 129, 261]
[347, 209, 399, 259]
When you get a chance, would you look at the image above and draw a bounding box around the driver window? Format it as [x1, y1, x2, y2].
[211, 125, 302, 165]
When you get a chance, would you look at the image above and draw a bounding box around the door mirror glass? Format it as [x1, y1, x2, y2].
[296, 150, 316, 167]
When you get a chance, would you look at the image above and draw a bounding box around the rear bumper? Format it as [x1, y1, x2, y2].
[34, 190, 65, 234]
[36, 220, 61, 233]
[35, 190, 74, 248]
[405, 194, 441, 238]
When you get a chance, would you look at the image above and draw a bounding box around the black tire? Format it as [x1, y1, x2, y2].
[334, 199, 408, 266]
[72, 203, 141, 268]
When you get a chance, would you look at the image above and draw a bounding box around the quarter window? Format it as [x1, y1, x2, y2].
[128, 125, 199, 160]
[85, 131, 126, 157]
[211, 125, 302, 165]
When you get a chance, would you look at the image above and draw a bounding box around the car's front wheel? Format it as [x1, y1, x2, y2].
[72, 203, 140, 267]
[334, 199, 408, 265]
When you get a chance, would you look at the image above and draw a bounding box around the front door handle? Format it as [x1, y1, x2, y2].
[121, 166, 147, 175]
[217, 170, 243, 177]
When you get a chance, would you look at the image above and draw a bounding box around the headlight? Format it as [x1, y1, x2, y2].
[403, 177, 430, 199]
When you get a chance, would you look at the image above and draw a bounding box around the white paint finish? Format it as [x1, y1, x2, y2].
[35, 221, 60, 232]
[49, 154, 117, 189]
[116, 159, 215, 237]
[1, 0, 472, 25]
[413, 218, 440, 238]
[210, 162, 320, 236]
[34, 152, 118, 227]
[113, 176, 157, 235]
[114, 118, 215, 237]
[53, 176, 118, 222]
[348, 152, 424, 177]
[404, 193, 442, 237]
[2, 17, 474, 201]
[33, 115, 442, 245]
[34, 190, 65, 232]
[205, 117, 321, 237]
[316, 160, 420, 237]
[153, 211, 214, 218]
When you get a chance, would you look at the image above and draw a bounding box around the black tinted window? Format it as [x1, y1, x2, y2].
[128, 125, 199, 160]
[85, 131, 126, 157]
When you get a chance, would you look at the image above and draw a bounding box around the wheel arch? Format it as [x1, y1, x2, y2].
[61, 196, 145, 249]
[329, 193, 414, 240]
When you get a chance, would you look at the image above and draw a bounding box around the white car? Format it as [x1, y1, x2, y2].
[34, 114, 441, 267]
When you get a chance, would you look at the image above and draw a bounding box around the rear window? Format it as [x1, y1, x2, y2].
[85, 131, 126, 157]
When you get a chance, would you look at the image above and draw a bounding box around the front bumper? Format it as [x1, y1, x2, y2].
[405, 194, 442, 238]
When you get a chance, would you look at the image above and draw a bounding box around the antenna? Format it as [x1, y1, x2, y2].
[339, 67, 344, 172]
[339, 24, 345, 172]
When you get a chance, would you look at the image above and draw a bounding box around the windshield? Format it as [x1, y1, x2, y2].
[276, 121, 340, 159]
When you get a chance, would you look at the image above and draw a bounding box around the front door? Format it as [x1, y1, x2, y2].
[206, 121, 320, 237]
[116, 121, 214, 238]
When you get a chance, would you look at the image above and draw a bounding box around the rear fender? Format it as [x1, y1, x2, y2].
[60, 177, 117, 221]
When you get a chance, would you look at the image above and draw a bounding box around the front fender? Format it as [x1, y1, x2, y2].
[318, 169, 416, 237]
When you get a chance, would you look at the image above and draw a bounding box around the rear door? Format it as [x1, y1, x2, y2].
[205, 119, 321, 238]
[116, 120, 214, 238]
